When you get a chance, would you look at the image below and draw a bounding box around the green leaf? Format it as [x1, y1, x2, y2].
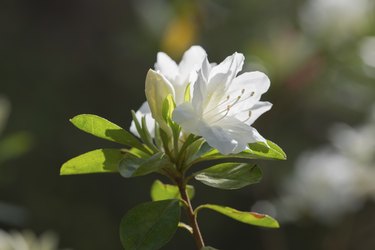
[150, 180, 195, 201]
[194, 163, 262, 190]
[195, 140, 286, 163]
[120, 199, 180, 250]
[119, 153, 170, 178]
[195, 204, 279, 228]
[70, 114, 146, 151]
[247, 140, 286, 160]
[60, 149, 123, 175]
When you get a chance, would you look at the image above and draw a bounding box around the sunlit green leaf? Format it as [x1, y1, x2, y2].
[119, 152, 170, 178]
[194, 140, 286, 164]
[150, 179, 194, 201]
[60, 149, 123, 175]
[247, 140, 286, 160]
[120, 199, 180, 250]
[70, 114, 146, 151]
[195, 204, 279, 228]
[194, 163, 262, 190]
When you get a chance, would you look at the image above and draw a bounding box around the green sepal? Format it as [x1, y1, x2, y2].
[195, 204, 279, 228]
[150, 179, 195, 201]
[119, 152, 171, 178]
[120, 199, 180, 250]
[70, 114, 147, 152]
[194, 163, 262, 190]
[60, 148, 123, 175]
[194, 140, 286, 164]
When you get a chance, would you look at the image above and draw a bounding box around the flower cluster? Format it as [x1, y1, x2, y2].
[131, 46, 272, 155]
[61, 46, 285, 250]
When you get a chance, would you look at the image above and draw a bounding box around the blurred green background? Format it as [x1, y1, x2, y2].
[1, 0, 375, 249]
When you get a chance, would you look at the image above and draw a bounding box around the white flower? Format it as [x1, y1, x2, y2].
[130, 46, 206, 137]
[172, 52, 272, 154]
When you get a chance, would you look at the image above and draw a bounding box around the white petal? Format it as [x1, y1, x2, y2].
[229, 71, 270, 99]
[192, 56, 230, 114]
[244, 101, 272, 125]
[130, 101, 156, 137]
[225, 71, 271, 120]
[172, 103, 200, 134]
[196, 53, 244, 112]
[191, 68, 208, 115]
[200, 117, 266, 154]
[170, 46, 206, 104]
[199, 124, 238, 155]
[208, 52, 244, 87]
[154, 52, 178, 82]
[145, 69, 175, 132]
[178, 45, 207, 84]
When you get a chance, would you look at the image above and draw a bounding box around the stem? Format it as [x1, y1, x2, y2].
[177, 180, 205, 249]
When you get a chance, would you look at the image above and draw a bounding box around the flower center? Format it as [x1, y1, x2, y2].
[203, 89, 255, 123]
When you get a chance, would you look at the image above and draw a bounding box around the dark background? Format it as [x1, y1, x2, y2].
[1, 0, 375, 249]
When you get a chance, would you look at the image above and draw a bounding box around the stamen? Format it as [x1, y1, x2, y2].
[204, 89, 256, 124]
[242, 110, 252, 122]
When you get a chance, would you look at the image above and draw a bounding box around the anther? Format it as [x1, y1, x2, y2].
[242, 110, 252, 122]
[250, 91, 255, 97]
[241, 89, 245, 94]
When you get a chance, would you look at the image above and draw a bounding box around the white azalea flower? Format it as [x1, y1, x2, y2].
[173, 52, 272, 155]
[130, 46, 206, 137]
